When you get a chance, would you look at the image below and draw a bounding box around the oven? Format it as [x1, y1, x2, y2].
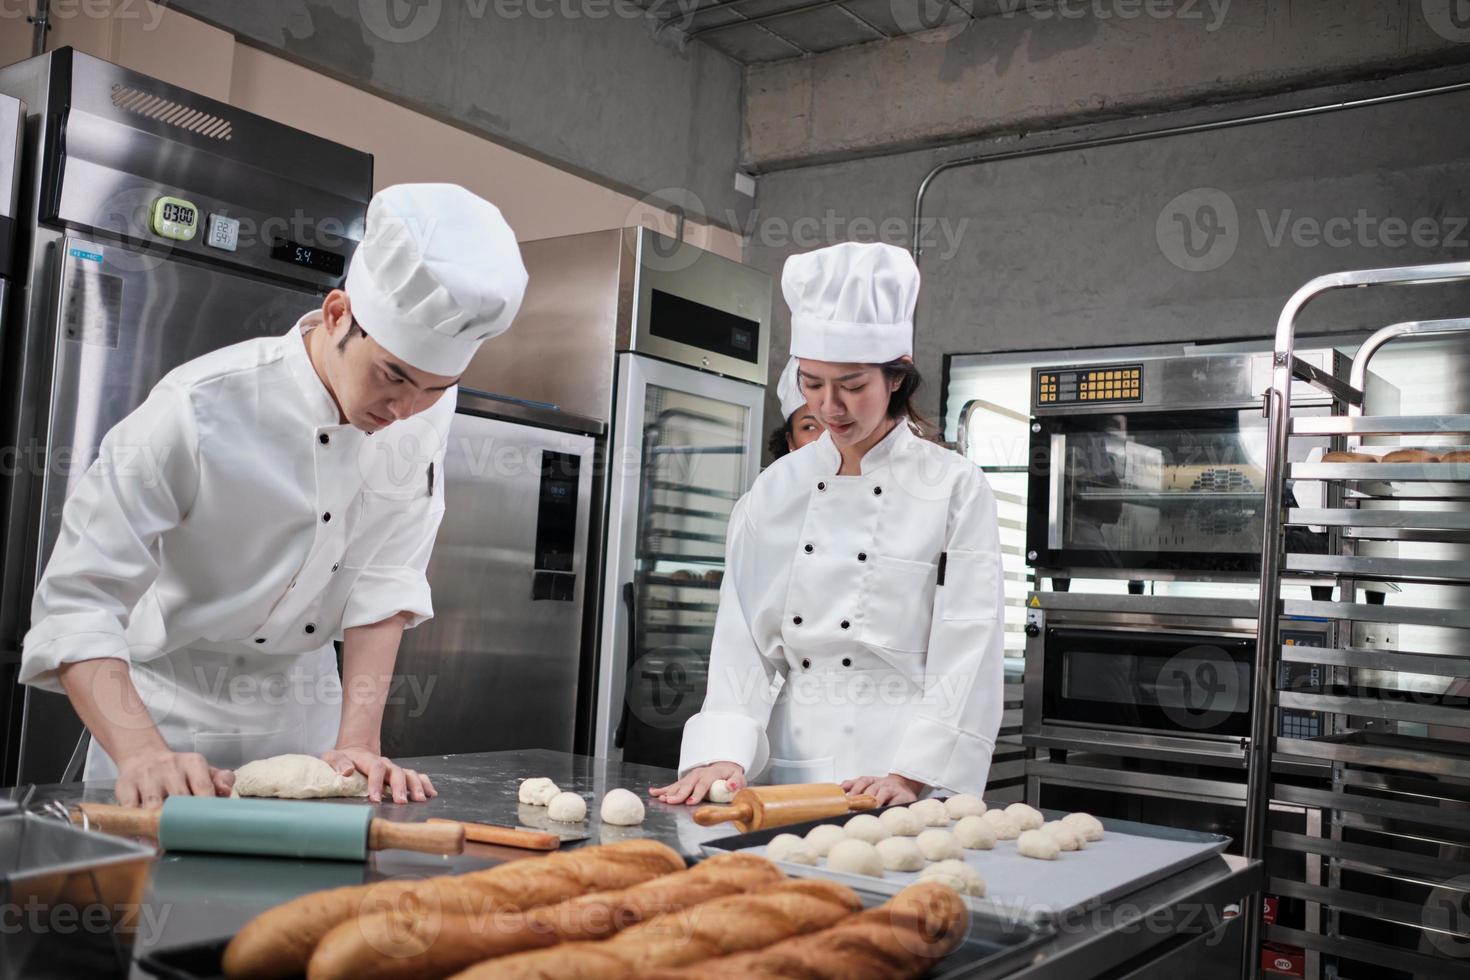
[1026, 350, 1352, 577]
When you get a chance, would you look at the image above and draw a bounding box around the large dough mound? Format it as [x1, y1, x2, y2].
[231, 754, 369, 799]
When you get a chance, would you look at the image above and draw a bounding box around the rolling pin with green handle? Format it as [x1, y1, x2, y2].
[72, 797, 465, 860]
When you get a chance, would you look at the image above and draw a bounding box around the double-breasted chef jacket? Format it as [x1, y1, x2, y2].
[20, 311, 452, 780]
[679, 420, 1005, 797]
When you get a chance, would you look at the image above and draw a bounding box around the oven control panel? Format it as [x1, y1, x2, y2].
[1037, 363, 1143, 405]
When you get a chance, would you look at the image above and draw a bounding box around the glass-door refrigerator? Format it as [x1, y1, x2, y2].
[460, 227, 770, 769]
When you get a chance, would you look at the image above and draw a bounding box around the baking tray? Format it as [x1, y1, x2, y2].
[701, 803, 1232, 926]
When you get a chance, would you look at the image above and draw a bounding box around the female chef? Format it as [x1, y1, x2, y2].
[766, 358, 826, 460]
[651, 242, 1004, 807]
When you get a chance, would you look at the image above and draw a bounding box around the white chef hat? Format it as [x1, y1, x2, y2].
[344, 183, 528, 376]
[783, 242, 919, 364]
[775, 357, 807, 420]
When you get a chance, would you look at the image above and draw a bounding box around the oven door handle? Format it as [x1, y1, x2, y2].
[1047, 432, 1066, 550]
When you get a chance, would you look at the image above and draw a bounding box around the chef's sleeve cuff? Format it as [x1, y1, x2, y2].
[890, 716, 996, 797]
[678, 710, 770, 781]
[341, 567, 434, 632]
[18, 630, 134, 694]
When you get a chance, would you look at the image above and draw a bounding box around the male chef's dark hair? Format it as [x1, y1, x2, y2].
[338, 322, 366, 350]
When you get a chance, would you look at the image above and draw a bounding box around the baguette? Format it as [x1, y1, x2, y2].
[450, 879, 862, 979]
[641, 881, 970, 979]
[1382, 448, 1440, 463]
[308, 852, 785, 980]
[1322, 451, 1377, 463]
[223, 839, 683, 979]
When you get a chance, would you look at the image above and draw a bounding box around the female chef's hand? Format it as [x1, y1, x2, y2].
[322, 746, 437, 804]
[843, 773, 926, 807]
[649, 762, 745, 806]
[116, 748, 235, 807]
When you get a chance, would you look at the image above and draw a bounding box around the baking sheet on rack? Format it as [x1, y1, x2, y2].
[704, 811, 1230, 925]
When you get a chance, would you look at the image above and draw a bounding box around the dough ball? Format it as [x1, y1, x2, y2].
[827, 839, 884, 877]
[943, 794, 987, 820]
[1005, 802, 1045, 831]
[918, 859, 986, 897]
[1062, 812, 1106, 842]
[805, 824, 848, 858]
[599, 788, 646, 826]
[843, 814, 891, 844]
[1041, 821, 1084, 851]
[917, 829, 963, 862]
[980, 809, 1023, 840]
[1017, 829, 1061, 860]
[547, 792, 587, 823]
[875, 837, 926, 872]
[231, 754, 368, 799]
[766, 833, 818, 866]
[878, 806, 924, 837]
[518, 777, 561, 806]
[909, 798, 950, 827]
[953, 815, 997, 850]
[708, 779, 738, 804]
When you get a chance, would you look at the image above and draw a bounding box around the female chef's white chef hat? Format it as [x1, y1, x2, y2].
[775, 357, 807, 420]
[344, 183, 528, 376]
[783, 242, 919, 364]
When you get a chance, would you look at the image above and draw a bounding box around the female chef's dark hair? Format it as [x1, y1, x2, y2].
[768, 419, 795, 459]
[884, 357, 930, 434]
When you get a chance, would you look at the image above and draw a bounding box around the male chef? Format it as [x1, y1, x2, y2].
[19, 183, 528, 807]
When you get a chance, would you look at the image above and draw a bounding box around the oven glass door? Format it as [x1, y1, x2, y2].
[1028, 408, 1278, 573]
[1043, 628, 1254, 738]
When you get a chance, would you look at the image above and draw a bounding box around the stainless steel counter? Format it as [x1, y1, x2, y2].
[6, 749, 1262, 979]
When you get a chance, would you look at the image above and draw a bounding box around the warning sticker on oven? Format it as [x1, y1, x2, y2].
[61, 269, 124, 349]
[67, 246, 104, 263]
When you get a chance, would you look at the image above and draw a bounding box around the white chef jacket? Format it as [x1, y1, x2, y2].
[678, 421, 1004, 797]
[20, 311, 451, 777]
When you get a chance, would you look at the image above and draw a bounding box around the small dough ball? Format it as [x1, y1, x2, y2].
[878, 806, 924, 837]
[918, 859, 986, 897]
[708, 779, 738, 804]
[599, 788, 646, 826]
[1005, 802, 1045, 831]
[827, 839, 884, 877]
[953, 815, 997, 850]
[766, 833, 818, 866]
[843, 814, 891, 844]
[944, 794, 987, 820]
[547, 791, 587, 823]
[1018, 829, 1061, 860]
[518, 777, 560, 806]
[909, 798, 950, 827]
[1062, 812, 1105, 842]
[875, 837, 926, 872]
[980, 809, 1023, 840]
[1041, 821, 1084, 851]
[805, 824, 848, 858]
[917, 829, 963, 862]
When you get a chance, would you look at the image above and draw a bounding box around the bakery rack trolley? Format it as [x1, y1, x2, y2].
[1248, 259, 1470, 979]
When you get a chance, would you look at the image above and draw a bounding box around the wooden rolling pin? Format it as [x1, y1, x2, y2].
[72, 798, 465, 859]
[427, 817, 560, 851]
[694, 783, 878, 832]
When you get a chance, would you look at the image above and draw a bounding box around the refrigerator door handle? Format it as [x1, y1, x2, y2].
[613, 580, 636, 749]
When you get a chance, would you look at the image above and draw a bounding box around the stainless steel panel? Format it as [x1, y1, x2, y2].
[380, 413, 595, 759]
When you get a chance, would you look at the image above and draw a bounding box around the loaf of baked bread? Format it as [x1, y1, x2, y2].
[223, 839, 684, 980]
[307, 852, 785, 980]
[449, 879, 862, 979]
[1322, 451, 1377, 463]
[1382, 448, 1440, 463]
[641, 881, 971, 979]
[1438, 450, 1470, 463]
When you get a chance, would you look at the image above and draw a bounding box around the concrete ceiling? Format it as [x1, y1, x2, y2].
[637, 0, 1009, 64]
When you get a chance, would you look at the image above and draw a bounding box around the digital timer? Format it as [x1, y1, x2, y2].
[269, 238, 346, 278]
[150, 196, 199, 241]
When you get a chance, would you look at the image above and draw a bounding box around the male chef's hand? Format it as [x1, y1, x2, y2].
[649, 762, 744, 806]
[115, 748, 235, 807]
[322, 745, 437, 804]
[843, 773, 926, 807]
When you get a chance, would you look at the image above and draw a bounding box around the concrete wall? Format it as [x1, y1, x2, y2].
[167, 0, 750, 232]
[745, 68, 1470, 431]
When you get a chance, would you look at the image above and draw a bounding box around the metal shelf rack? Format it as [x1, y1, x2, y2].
[1248, 261, 1470, 979]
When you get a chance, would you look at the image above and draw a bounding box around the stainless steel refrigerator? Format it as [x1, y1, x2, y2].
[0, 49, 372, 784]
[461, 227, 771, 769]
